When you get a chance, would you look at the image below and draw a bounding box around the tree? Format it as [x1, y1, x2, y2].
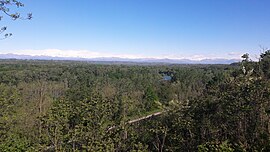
[260, 50, 270, 78]
[143, 86, 159, 111]
[241, 53, 250, 62]
[0, 0, 32, 39]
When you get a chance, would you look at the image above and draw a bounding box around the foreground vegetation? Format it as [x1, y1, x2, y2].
[0, 51, 270, 151]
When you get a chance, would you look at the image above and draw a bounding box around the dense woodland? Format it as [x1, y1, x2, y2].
[0, 51, 270, 151]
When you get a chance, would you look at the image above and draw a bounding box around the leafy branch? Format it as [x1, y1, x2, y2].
[0, 0, 32, 39]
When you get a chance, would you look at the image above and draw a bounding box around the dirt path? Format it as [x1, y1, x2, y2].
[107, 111, 164, 131]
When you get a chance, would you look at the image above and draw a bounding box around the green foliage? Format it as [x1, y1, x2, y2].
[198, 141, 234, 152]
[0, 134, 33, 152]
[143, 86, 160, 110]
[260, 50, 270, 78]
[1, 52, 269, 151]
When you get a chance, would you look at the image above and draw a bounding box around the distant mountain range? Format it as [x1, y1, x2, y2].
[0, 53, 240, 64]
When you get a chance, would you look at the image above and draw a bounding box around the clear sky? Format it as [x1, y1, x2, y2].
[0, 0, 270, 60]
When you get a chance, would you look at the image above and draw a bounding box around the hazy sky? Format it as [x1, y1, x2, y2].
[0, 0, 270, 60]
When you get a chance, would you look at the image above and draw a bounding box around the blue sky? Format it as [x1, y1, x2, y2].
[0, 0, 270, 60]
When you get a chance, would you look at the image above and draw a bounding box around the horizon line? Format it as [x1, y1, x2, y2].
[0, 49, 246, 61]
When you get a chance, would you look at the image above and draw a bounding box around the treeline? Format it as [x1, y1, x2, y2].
[0, 51, 269, 151]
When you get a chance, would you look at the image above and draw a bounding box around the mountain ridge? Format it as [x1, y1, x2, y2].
[0, 53, 240, 64]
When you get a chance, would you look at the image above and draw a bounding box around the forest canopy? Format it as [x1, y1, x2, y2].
[0, 51, 269, 151]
